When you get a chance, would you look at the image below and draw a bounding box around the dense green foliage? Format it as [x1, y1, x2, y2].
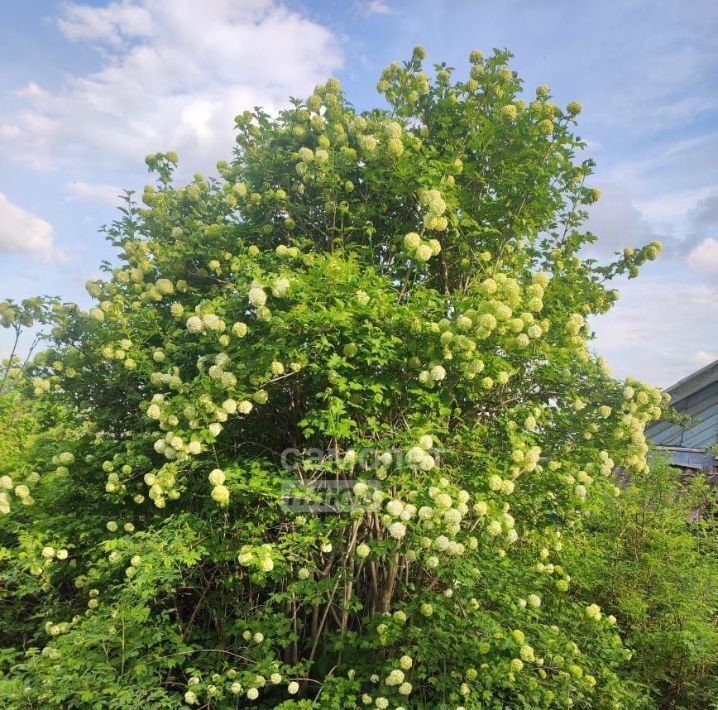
[573, 463, 718, 708]
[0, 47, 715, 709]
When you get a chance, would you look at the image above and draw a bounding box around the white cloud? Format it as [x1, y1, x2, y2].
[66, 181, 125, 204]
[687, 237, 718, 277]
[585, 184, 658, 257]
[593, 276, 718, 387]
[0, 0, 342, 172]
[0, 123, 20, 139]
[58, 0, 154, 45]
[0, 193, 58, 259]
[362, 0, 392, 15]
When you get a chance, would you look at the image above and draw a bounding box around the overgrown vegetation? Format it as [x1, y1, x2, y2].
[0, 47, 716, 708]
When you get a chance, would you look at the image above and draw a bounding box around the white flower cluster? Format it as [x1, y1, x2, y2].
[1, 472, 38, 513]
[41, 545, 69, 562]
[248, 284, 272, 320]
[418, 364, 446, 387]
[104, 461, 134, 494]
[612, 379, 663, 472]
[586, 603, 602, 621]
[238, 543, 276, 573]
[186, 311, 226, 335]
[149, 368, 182, 389]
[418, 188, 448, 231]
[508, 445, 541, 477]
[275, 244, 301, 259]
[403, 232, 441, 263]
[406, 436, 437, 471]
[208, 468, 230, 506]
[142, 467, 180, 509]
[488, 473, 516, 496]
[271, 277, 291, 297]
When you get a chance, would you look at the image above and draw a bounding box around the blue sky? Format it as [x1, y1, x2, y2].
[1, 0, 716, 386]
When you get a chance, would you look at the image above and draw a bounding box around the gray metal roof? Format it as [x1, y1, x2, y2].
[646, 359, 718, 470]
[665, 359, 718, 405]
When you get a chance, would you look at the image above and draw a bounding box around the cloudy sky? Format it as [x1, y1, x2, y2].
[1, 0, 716, 387]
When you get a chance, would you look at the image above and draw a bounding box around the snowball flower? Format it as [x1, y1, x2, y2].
[42, 546, 55, 558]
[211, 485, 230, 506]
[379, 451, 393, 466]
[399, 655, 413, 670]
[479, 313, 497, 330]
[356, 543, 371, 558]
[415, 244, 433, 262]
[184, 690, 198, 705]
[406, 446, 426, 465]
[386, 499, 404, 516]
[247, 687, 259, 700]
[487, 520, 502, 536]
[208, 469, 225, 486]
[202, 314, 223, 331]
[272, 277, 290, 297]
[186, 316, 203, 333]
[386, 669, 404, 686]
[418, 434, 433, 449]
[232, 321, 248, 337]
[527, 594, 541, 608]
[248, 286, 267, 307]
[288, 681, 299, 695]
[353, 481, 369, 497]
[474, 501, 488, 516]
[389, 522, 406, 539]
[586, 603, 602, 621]
[444, 508, 462, 524]
[418, 505, 434, 520]
[430, 365, 446, 381]
[457, 315, 472, 330]
[156, 278, 174, 295]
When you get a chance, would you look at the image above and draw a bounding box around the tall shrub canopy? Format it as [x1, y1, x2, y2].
[0, 48, 665, 708]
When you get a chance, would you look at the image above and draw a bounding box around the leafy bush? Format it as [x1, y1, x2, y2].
[0, 47, 697, 709]
[569, 460, 718, 708]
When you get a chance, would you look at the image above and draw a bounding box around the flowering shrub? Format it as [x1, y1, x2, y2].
[0, 48, 678, 708]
